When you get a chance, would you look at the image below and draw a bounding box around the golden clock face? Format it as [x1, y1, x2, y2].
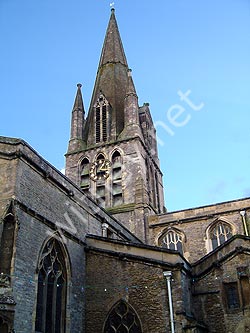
[89, 159, 112, 181]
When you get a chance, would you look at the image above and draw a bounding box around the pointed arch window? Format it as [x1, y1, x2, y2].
[159, 229, 184, 255]
[35, 238, 67, 333]
[210, 221, 232, 250]
[103, 300, 142, 333]
[96, 154, 106, 207]
[112, 151, 123, 206]
[0, 205, 16, 282]
[95, 93, 110, 143]
[80, 158, 90, 192]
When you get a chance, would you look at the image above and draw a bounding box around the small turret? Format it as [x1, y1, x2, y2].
[67, 83, 85, 153]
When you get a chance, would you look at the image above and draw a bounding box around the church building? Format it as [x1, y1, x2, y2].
[1, 8, 250, 333]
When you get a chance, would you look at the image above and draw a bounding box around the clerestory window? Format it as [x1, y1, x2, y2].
[210, 221, 232, 250]
[95, 93, 110, 143]
[103, 300, 142, 333]
[35, 238, 67, 333]
[159, 229, 183, 255]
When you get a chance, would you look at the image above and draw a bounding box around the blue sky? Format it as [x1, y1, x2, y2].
[1, 0, 250, 211]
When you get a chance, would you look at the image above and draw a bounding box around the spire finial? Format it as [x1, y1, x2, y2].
[77, 83, 82, 88]
[110, 2, 115, 10]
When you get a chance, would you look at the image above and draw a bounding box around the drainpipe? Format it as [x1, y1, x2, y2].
[163, 271, 175, 333]
[240, 210, 249, 236]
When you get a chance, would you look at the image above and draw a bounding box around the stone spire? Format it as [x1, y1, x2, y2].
[98, 8, 128, 68]
[67, 83, 85, 153]
[85, 9, 134, 144]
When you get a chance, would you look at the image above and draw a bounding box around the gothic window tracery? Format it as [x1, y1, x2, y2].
[210, 221, 233, 250]
[35, 238, 67, 333]
[103, 300, 142, 333]
[158, 229, 184, 255]
[112, 151, 123, 206]
[95, 93, 110, 143]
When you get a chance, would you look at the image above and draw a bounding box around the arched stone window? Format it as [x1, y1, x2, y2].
[80, 157, 90, 192]
[210, 221, 233, 250]
[158, 229, 184, 255]
[0, 201, 16, 282]
[112, 151, 123, 206]
[95, 153, 106, 207]
[35, 238, 67, 333]
[95, 93, 110, 143]
[103, 300, 142, 333]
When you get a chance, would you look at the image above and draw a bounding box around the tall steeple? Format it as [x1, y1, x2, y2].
[65, 9, 165, 242]
[84, 8, 134, 144]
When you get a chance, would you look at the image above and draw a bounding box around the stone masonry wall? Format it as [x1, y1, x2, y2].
[192, 252, 250, 333]
[149, 200, 250, 263]
[12, 208, 85, 333]
[85, 246, 195, 333]
[86, 250, 170, 333]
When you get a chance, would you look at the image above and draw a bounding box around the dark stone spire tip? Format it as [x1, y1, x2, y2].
[77, 83, 82, 88]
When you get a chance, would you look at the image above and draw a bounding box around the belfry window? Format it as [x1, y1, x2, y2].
[159, 229, 183, 255]
[96, 154, 106, 207]
[112, 151, 123, 206]
[103, 300, 142, 333]
[210, 221, 232, 250]
[95, 93, 110, 143]
[35, 238, 67, 333]
[80, 158, 90, 191]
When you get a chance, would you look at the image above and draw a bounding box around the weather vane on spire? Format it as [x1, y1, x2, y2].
[110, 2, 115, 9]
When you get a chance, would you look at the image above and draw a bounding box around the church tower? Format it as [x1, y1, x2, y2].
[65, 9, 165, 242]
